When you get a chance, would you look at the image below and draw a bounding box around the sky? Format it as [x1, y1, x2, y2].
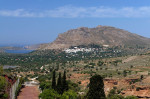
[1, 0, 150, 45]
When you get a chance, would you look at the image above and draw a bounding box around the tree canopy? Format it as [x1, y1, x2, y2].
[39, 89, 60, 99]
[87, 75, 105, 99]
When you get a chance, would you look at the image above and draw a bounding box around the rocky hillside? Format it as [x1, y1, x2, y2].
[39, 25, 150, 50]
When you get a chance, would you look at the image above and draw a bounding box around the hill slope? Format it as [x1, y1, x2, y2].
[39, 25, 150, 50]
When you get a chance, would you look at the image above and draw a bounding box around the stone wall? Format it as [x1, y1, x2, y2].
[9, 78, 20, 99]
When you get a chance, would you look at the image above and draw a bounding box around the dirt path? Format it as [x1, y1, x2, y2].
[122, 56, 138, 63]
[17, 86, 40, 99]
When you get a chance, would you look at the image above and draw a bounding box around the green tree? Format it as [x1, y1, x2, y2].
[39, 89, 60, 99]
[61, 90, 77, 99]
[57, 72, 62, 94]
[0, 76, 8, 98]
[67, 80, 80, 92]
[140, 75, 144, 80]
[0, 66, 3, 76]
[97, 61, 104, 66]
[108, 89, 116, 97]
[62, 70, 68, 93]
[52, 70, 56, 90]
[0, 77, 7, 91]
[39, 81, 51, 91]
[86, 75, 106, 99]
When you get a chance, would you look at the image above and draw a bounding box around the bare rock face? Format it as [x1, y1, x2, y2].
[39, 25, 150, 50]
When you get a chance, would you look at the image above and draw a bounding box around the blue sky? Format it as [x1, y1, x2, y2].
[1, 0, 150, 45]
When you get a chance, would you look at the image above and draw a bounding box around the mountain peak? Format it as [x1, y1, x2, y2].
[96, 25, 103, 28]
[77, 27, 88, 29]
[39, 25, 150, 50]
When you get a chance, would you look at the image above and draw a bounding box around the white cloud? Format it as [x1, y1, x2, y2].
[0, 6, 150, 18]
[0, 9, 35, 17]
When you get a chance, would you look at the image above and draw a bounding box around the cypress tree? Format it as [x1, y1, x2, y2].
[52, 70, 56, 90]
[62, 70, 68, 93]
[57, 72, 62, 94]
[87, 75, 106, 99]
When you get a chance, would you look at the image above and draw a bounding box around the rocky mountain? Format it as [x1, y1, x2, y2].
[39, 25, 150, 50]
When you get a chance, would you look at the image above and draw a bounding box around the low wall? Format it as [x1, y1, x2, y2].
[9, 78, 20, 99]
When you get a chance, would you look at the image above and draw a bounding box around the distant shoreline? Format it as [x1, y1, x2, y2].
[5, 50, 34, 54]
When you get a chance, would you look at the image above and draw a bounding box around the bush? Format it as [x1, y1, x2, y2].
[136, 87, 140, 91]
[61, 90, 77, 99]
[67, 80, 80, 92]
[97, 61, 104, 66]
[0, 76, 8, 98]
[107, 94, 124, 99]
[108, 89, 116, 97]
[39, 89, 60, 99]
[3, 93, 8, 99]
[39, 81, 51, 91]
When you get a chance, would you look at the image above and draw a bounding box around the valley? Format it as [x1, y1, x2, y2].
[1, 26, 150, 99]
[1, 45, 150, 98]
